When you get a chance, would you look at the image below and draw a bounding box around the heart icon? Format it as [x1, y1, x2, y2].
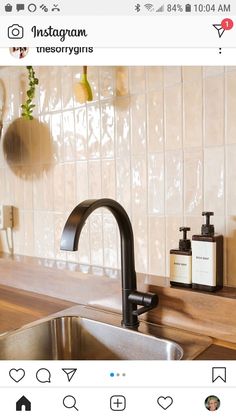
[9, 368, 25, 383]
[157, 396, 173, 410]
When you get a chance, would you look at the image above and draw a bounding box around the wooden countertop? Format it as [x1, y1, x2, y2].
[0, 284, 73, 334]
[0, 282, 235, 360]
[0, 253, 236, 359]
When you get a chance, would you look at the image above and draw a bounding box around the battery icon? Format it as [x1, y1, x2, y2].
[185, 4, 191, 12]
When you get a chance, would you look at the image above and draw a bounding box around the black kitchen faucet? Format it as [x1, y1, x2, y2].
[60, 198, 158, 329]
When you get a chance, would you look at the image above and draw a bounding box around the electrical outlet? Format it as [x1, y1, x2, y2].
[0, 205, 13, 229]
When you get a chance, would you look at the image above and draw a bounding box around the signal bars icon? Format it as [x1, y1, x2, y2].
[156, 4, 164, 12]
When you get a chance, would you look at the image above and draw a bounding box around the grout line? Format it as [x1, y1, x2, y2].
[224, 66, 228, 285]
[181, 67, 185, 227]
[144, 67, 149, 274]
[113, 66, 119, 270]
[202, 66, 205, 212]
[163, 67, 167, 277]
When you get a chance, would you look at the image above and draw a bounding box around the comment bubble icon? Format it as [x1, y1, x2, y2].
[36, 368, 51, 383]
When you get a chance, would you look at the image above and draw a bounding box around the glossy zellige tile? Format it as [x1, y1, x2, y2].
[49, 67, 62, 112]
[99, 67, 114, 99]
[38, 67, 51, 114]
[184, 149, 203, 215]
[50, 113, 64, 162]
[64, 162, 77, 211]
[147, 91, 164, 153]
[164, 84, 182, 150]
[63, 110, 76, 162]
[131, 94, 146, 155]
[204, 67, 224, 77]
[24, 210, 34, 256]
[74, 107, 88, 160]
[146, 67, 163, 91]
[115, 98, 131, 158]
[148, 153, 164, 215]
[226, 144, 236, 215]
[88, 160, 102, 199]
[61, 67, 74, 110]
[54, 212, 67, 261]
[165, 150, 183, 215]
[101, 100, 115, 159]
[87, 103, 101, 159]
[204, 147, 224, 215]
[148, 216, 166, 276]
[182, 67, 202, 83]
[116, 157, 131, 215]
[76, 161, 88, 203]
[164, 67, 182, 86]
[226, 216, 236, 285]
[1, 65, 236, 285]
[132, 155, 147, 216]
[204, 75, 224, 146]
[102, 159, 116, 199]
[226, 70, 236, 144]
[129, 67, 146, 94]
[53, 164, 65, 212]
[183, 80, 203, 147]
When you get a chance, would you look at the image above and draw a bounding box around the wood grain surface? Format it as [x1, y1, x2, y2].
[0, 253, 236, 348]
[145, 284, 236, 344]
[0, 284, 73, 334]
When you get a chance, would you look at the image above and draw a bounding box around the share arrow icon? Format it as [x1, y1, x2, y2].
[62, 368, 77, 382]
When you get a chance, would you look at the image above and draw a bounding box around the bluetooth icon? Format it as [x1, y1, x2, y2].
[135, 3, 141, 12]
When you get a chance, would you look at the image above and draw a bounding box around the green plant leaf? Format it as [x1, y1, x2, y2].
[21, 66, 38, 120]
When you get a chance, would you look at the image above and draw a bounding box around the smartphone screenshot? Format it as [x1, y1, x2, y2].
[0, 0, 235, 417]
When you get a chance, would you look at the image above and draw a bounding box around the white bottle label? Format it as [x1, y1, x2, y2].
[170, 254, 192, 284]
[192, 241, 216, 286]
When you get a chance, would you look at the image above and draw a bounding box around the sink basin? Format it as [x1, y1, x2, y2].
[0, 314, 183, 360]
[0, 304, 212, 360]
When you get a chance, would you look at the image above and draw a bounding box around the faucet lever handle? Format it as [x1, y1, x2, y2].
[133, 305, 155, 316]
[128, 291, 158, 316]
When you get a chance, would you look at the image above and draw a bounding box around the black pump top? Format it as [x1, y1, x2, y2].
[179, 227, 191, 251]
[201, 211, 215, 236]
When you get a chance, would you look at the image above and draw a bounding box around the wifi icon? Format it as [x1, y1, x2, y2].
[144, 3, 154, 11]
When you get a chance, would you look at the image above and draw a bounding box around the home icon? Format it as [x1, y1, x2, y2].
[16, 395, 31, 411]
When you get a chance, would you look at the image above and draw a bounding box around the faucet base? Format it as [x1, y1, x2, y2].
[121, 320, 139, 330]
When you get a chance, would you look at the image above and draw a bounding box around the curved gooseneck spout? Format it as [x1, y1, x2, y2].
[60, 199, 158, 329]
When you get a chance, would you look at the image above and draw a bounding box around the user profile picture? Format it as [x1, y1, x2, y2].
[205, 395, 220, 411]
[9, 47, 29, 59]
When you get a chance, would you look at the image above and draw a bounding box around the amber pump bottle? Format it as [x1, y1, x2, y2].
[192, 212, 223, 291]
[170, 227, 192, 287]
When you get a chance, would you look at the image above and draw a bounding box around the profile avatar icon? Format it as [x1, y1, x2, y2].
[9, 47, 29, 59]
[205, 395, 220, 411]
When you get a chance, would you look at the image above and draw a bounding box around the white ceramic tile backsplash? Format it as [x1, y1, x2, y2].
[0, 66, 236, 285]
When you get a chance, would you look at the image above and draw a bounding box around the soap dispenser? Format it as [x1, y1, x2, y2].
[170, 227, 192, 287]
[192, 212, 223, 291]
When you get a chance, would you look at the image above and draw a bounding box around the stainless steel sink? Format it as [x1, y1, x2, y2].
[0, 305, 212, 360]
[0, 315, 182, 360]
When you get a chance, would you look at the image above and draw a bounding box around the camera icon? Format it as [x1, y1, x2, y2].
[8, 24, 24, 39]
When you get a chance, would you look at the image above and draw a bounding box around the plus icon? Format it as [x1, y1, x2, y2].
[110, 395, 126, 411]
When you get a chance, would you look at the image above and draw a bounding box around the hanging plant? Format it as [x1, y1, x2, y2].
[21, 66, 39, 120]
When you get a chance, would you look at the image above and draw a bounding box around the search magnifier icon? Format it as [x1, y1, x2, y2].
[63, 395, 78, 411]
